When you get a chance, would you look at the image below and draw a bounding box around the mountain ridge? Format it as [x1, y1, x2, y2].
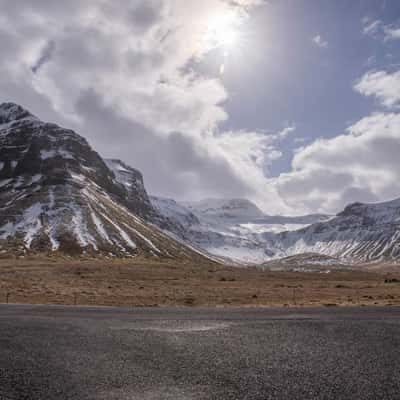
[0, 102, 212, 262]
[1, 102, 400, 265]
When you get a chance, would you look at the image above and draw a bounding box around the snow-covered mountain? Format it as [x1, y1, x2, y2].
[153, 195, 400, 264]
[151, 196, 332, 263]
[104, 158, 160, 222]
[2, 102, 400, 265]
[261, 199, 400, 263]
[150, 196, 200, 231]
[0, 102, 209, 261]
[184, 198, 265, 223]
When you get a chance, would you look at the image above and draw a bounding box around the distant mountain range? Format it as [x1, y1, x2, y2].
[151, 197, 331, 263]
[1, 102, 400, 264]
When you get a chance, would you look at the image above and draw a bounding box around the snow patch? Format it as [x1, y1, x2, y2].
[99, 212, 136, 249]
[0, 202, 44, 248]
[41, 149, 74, 160]
[0, 179, 12, 188]
[44, 189, 60, 250]
[70, 204, 97, 250]
[31, 174, 42, 184]
[122, 222, 161, 253]
[90, 209, 113, 244]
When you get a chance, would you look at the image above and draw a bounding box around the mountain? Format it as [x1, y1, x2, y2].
[104, 158, 160, 222]
[0, 102, 210, 261]
[184, 198, 330, 229]
[150, 196, 200, 232]
[152, 196, 331, 263]
[261, 198, 400, 263]
[153, 195, 400, 264]
[184, 198, 265, 223]
[2, 102, 400, 265]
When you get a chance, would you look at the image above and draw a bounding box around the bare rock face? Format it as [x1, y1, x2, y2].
[0, 103, 35, 124]
[104, 159, 158, 221]
[0, 102, 209, 261]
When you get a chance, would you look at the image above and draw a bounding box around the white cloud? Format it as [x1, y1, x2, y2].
[277, 124, 296, 139]
[362, 18, 382, 37]
[3, 0, 400, 217]
[362, 17, 400, 42]
[294, 137, 307, 144]
[275, 68, 400, 214]
[276, 111, 400, 213]
[354, 70, 400, 109]
[384, 25, 400, 41]
[0, 0, 293, 212]
[312, 34, 328, 48]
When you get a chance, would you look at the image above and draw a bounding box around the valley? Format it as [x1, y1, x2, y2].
[1, 256, 399, 308]
[1, 101, 400, 298]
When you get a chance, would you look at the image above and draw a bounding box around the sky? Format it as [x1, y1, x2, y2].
[1, 0, 400, 215]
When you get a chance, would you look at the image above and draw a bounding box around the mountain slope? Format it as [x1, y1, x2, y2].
[262, 253, 350, 272]
[2, 102, 399, 265]
[262, 199, 400, 263]
[153, 195, 400, 264]
[184, 198, 265, 223]
[0, 102, 210, 261]
[152, 196, 331, 263]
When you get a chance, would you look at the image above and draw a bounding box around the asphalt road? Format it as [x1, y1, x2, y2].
[1, 305, 400, 400]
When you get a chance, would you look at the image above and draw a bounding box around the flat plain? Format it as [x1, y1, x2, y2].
[0, 257, 399, 307]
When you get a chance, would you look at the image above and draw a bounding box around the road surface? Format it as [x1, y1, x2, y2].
[1, 305, 400, 399]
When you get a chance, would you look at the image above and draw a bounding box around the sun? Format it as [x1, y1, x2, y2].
[200, 9, 248, 75]
[203, 11, 242, 51]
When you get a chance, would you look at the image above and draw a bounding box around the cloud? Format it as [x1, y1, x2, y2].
[362, 18, 382, 37]
[3, 0, 400, 217]
[126, 1, 165, 33]
[277, 125, 296, 139]
[74, 87, 288, 208]
[75, 88, 256, 200]
[362, 17, 400, 42]
[0, 0, 293, 211]
[312, 34, 328, 48]
[355, 70, 400, 109]
[31, 40, 56, 74]
[275, 68, 400, 214]
[276, 110, 400, 213]
[383, 24, 400, 41]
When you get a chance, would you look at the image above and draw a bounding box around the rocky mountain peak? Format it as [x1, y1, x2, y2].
[184, 197, 265, 223]
[0, 102, 209, 261]
[104, 159, 160, 221]
[0, 102, 38, 124]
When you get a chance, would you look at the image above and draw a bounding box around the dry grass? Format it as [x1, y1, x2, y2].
[0, 256, 400, 307]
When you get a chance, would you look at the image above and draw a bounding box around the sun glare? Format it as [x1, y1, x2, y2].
[203, 11, 242, 51]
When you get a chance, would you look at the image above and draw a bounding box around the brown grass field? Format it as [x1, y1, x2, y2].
[0, 256, 400, 308]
